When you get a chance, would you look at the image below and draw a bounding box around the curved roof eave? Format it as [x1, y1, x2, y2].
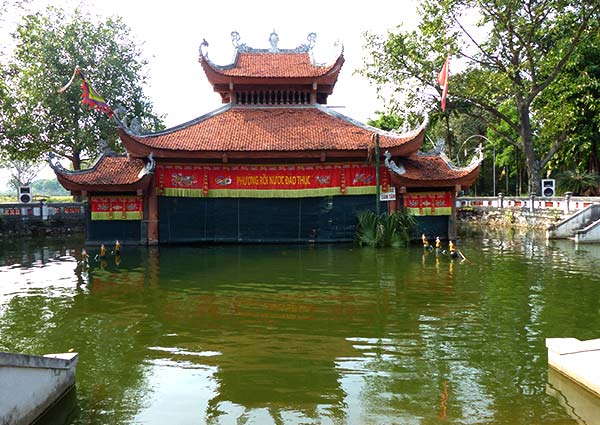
[390, 161, 481, 189]
[56, 172, 152, 193]
[117, 105, 428, 159]
[317, 106, 429, 145]
[51, 153, 154, 192]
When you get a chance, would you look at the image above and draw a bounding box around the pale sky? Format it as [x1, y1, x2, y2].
[1, 0, 420, 188]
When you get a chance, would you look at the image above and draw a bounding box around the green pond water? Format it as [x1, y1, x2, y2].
[1, 230, 600, 424]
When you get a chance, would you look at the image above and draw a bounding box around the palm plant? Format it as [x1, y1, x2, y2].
[356, 209, 415, 247]
[356, 210, 381, 247]
[556, 170, 600, 195]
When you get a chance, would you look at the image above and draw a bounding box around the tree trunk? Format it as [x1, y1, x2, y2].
[72, 151, 81, 171]
[518, 103, 541, 194]
[71, 150, 82, 202]
[588, 137, 599, 174]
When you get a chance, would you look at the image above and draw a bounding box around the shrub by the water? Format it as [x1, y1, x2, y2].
[356, 210, 415, 247]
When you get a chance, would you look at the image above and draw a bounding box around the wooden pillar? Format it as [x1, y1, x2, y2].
[229, 81, 236, 104]
[147, 177, 159, 245]
[448, 185, 460, 240]
[397, 186, 407, 213]
[310, 82, 317, 104]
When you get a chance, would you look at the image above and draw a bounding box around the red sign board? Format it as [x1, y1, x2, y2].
[155, 163, 390, 198]
[63, 207, 81, 214]
[403, 192, 452, 216]
[90, 196, 143, 220]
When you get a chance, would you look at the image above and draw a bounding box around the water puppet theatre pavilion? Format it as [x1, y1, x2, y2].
[52, 32, 481, 245]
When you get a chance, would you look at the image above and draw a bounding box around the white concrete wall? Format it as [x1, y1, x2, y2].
[547, 204, 600, 239]
[0, 352, 78, 425]
[546, 338, 600, 399]
[575, 220, 600, 243]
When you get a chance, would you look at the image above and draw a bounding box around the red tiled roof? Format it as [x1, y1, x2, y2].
[55, 156, 148, 189]
[403, 156, 472, 180]
[211, 52, 339, 78]
[390, 154, 480, 186]
[121, 106, 423, 154]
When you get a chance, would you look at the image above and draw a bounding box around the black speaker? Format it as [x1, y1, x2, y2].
[541, 179, 555, 197]
[18, 186, 32, 203]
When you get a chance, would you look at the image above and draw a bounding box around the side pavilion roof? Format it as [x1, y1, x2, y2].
[385, 151, 482, 188]
[50, 154, 154, 193]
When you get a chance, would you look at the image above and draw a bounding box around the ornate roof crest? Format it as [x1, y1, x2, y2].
[221, 31, 319, 54]
[268, 30, 279, 52]
[383, 151, 406, 175]
[47, 152, 68, 173]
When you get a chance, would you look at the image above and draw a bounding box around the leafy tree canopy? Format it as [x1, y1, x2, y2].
[360, 0, 600, 193]
[0, 5, 164, 170]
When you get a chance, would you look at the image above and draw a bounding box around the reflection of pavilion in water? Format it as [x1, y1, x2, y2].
[154, 265, 361, 420]
[44, 241, 587, 423]
[148, 246, 469, 422]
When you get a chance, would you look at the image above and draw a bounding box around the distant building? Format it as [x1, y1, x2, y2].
[52, 31, 480, 245]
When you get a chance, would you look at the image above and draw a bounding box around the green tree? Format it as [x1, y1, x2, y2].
[540, 22, 600, 176]
[3, 159, 40, 192]
[30, 178, 70, 196]
[1, 6, 164, 171]
[360, 0, 600, 194]
[367, 112, 405, 132]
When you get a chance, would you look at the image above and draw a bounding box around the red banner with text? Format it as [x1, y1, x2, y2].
[90, 196, 143, 220]
[403, 192, 452, 216]
[155, 163, 390, 198]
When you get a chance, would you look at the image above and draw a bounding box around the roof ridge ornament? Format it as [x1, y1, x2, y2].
[231, 31, 240, 48]
[307, 32, 316, 49]
[113, 105, 128, 127]
[225, 31, 320, 54]
[98, 139, 118, 156]
[383, 151, 406, 175]
[143, 152, 156, 175]
[421, 138, 445, 156]
[268, 30, 279, 52]
[47, 152, 67, 173]
[229, 31, 250, 53]
[199, 38, 210, 59]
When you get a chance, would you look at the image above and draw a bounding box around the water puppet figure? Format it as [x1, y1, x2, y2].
[81, 249, 89, 263]
[449, 240, 458, 258]
[422, 234, 431, 250]
[114, 240, 121, 255]
[435, 236, 442, 254]
[99, 244, 107, 259]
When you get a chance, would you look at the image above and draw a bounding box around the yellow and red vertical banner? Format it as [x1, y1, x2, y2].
[403, 192, 452, 216]
[90, 196, 143, 220]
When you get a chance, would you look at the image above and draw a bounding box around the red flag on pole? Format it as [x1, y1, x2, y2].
[437, 56, 450, 111]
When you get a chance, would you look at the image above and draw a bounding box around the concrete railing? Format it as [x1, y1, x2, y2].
[546, 204, 600, 239]
[457, 194, 598, 214]
[575, 218, 600, 244]
[0, 202, 84, 221]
